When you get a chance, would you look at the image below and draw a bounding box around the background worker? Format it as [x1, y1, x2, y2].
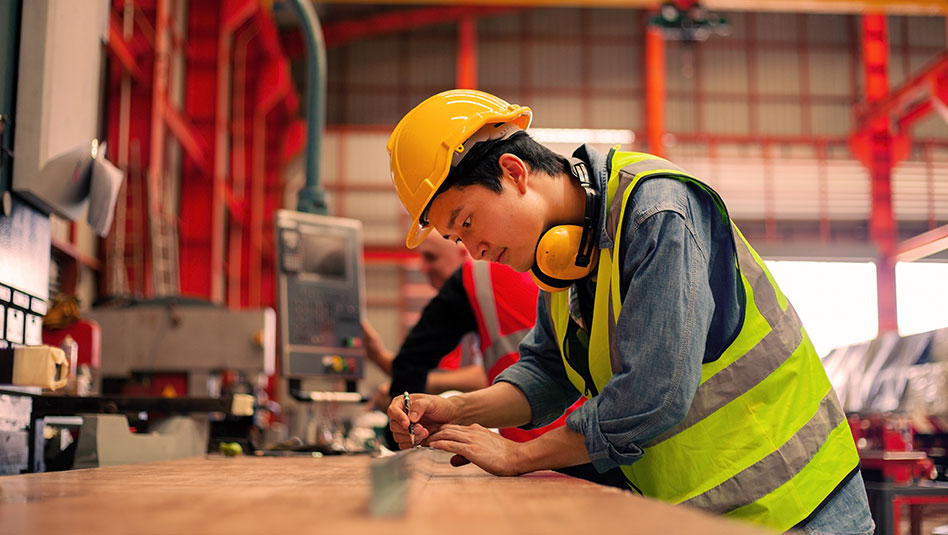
[385, 89, 873, 534]
[367, 231, 582, 442]
[363, 232, 485, 409]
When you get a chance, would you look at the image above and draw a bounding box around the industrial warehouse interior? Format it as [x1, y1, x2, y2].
[2, 0, 948, 533]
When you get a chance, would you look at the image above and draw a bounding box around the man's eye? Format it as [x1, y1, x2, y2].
[462, 216, 471, 228]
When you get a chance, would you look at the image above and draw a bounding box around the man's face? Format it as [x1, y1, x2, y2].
[425, 177, 546, 273]
[415, 233, 466, 290]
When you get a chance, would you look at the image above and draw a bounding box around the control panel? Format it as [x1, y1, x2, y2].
[0, 284, 47, 348]
[0, 198, 51, 349]
[275, 210, 365, 380]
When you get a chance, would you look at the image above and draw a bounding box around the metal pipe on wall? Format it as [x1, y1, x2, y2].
[289, 0, 328, 215]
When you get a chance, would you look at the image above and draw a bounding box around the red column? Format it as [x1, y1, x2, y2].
[457, 15, 477, 90]
[854, 14, 898, 333]
[180, 0, 222, 300]
[645, 25, 666, 158]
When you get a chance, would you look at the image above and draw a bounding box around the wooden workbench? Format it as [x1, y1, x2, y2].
[0, 452, 773, 534]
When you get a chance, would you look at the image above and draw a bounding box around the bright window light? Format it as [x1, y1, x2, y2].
[896, 262, 948, 336]
[529, 128, 635, 145]
[764, 261, 879, 357]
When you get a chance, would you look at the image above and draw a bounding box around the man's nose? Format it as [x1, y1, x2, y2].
[463, 241, 482, 259]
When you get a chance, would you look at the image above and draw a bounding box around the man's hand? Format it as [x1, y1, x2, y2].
[428, 424, 525, 476]
[387, 393, 460, 449]
[370, 381, 391, 412]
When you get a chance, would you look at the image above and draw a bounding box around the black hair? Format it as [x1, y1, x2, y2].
[434, 130, 569, 198]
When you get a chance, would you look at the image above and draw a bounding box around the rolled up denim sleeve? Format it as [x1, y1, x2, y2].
[494, 295, 580, 429]
[566, 185, 714, 473]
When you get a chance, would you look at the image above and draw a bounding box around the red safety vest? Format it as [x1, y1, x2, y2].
[462, 260, 583, 442]
[435, 332, 478, 371]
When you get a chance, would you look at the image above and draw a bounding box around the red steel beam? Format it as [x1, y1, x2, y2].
[144, 0, 171, 297]
[896, 99, 933, 131]
[179, 0, 220, 300]
[148, 0, 169, 220]
[228, 23, 257, 308]
[645, 25, 666, 158]
[364, 247, 419, 261]
[859, 14, 898, 334]
[457, 15, 477, 89]
[212, 0, 257, 304]
[321, 5, 517, 49]
[111, 0, 135, 297]
[251, 62, 291, 308]
[895, 223, 948, 262]
[934, 71, 948, 123]
[161, 95, 211, 174]
[856, 50, 948, 131]
[108, 13, 145, 81]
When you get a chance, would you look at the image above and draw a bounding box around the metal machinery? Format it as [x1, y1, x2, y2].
[85, 304, 275, 399]
[80, 302, 274, 456]
[0, 0, 261, 474]
[276, 210, 364, 386]
[0, 0, 117, 475]
[823, 327, 948, 535]
[274, 209, 368, 452]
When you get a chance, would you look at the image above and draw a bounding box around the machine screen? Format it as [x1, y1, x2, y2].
[301, 233, 347, 281]
[275, 210, 365, 380]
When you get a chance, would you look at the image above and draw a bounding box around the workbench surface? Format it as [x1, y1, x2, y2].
[0, 453, 772, 534]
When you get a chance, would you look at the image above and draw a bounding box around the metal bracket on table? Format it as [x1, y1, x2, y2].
[370, 448, 418, 516]
[369, 447, 445, 516]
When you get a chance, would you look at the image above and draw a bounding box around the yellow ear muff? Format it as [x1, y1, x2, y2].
[536, 226, 591, 279]
[529, 225, 599, 292]
[529, 271, 567, 293]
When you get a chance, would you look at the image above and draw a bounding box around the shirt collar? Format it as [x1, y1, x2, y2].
[570, 144, 614, 251]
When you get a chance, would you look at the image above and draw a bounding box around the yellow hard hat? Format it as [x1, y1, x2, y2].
[387, 89, 532, 249]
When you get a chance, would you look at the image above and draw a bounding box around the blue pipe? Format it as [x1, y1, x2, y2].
[289, 0, 328, 215]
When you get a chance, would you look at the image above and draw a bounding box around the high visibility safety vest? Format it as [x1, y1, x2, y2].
[462, 261, 583, 442]
[546, 150, 859, 531]
[434, 332, 479, 371]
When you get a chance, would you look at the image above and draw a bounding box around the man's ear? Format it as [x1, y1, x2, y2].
[498, 153, 528, 193]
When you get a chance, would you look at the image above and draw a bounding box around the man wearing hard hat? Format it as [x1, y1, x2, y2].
[386, 89, 873, 534]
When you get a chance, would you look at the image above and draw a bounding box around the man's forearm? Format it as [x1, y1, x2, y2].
[516, 425, 591, 473]
[368, 348, 394, 375]
[426, 365, 488, 394]
[449, 382, 533, 429]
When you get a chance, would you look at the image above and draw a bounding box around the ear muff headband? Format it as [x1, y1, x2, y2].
[572, 160, 597, 268]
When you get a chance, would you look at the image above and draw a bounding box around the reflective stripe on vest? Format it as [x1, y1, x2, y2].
[548, 150, 859, 532]
[466, 261, 534, 380]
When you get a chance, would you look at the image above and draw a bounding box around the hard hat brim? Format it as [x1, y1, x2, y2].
[406, 220, 433, 249]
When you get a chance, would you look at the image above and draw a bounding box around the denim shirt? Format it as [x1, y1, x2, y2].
[496, 145, 738, 472]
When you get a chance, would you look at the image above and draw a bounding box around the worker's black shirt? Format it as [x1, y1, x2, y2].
[388, 267, 478, 397]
